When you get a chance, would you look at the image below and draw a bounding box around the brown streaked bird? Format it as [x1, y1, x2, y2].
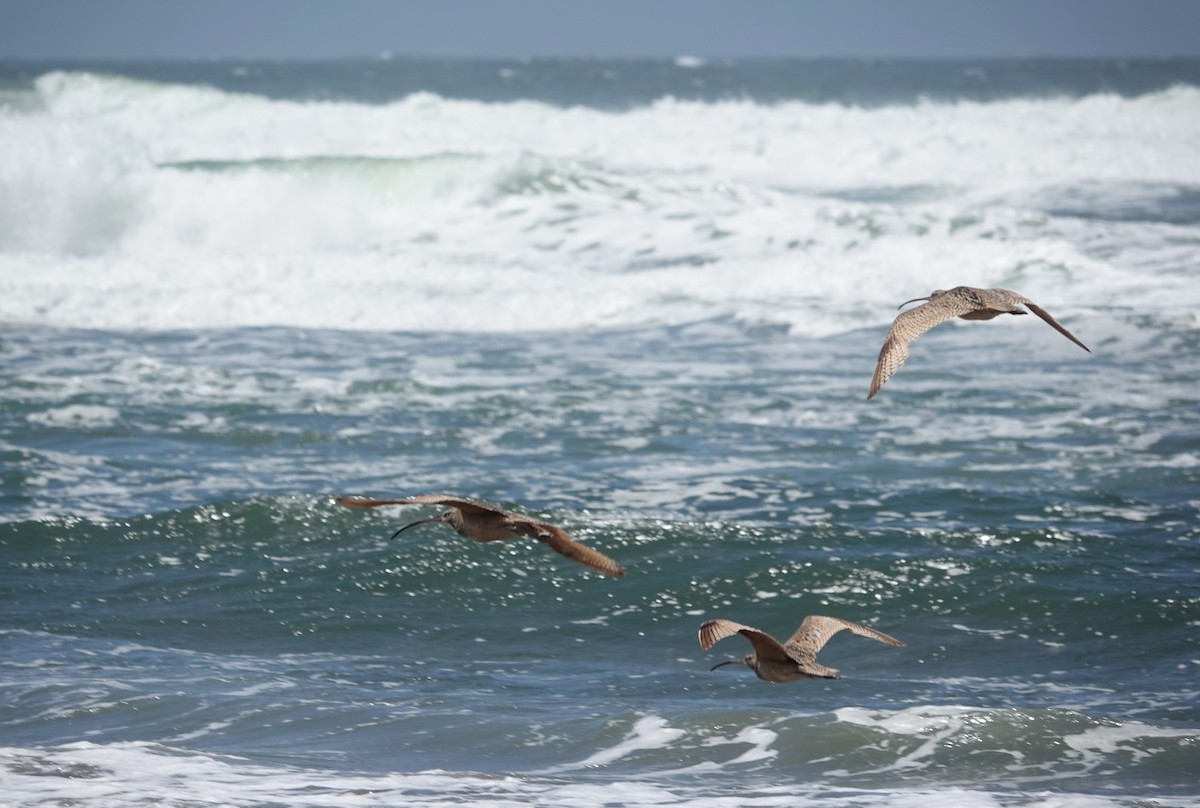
[698, 615, 904, 682]
[335, 494, 625, 577]
[868, 286, 1091, 400]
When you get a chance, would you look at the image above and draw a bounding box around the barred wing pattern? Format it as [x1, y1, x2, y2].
[335, 494, 497, 516]
[869, 286, 1090, 400]
[868, 293, 980, 400]
[784, 615, 906, 662]
[521, 522, 626, 577]
[697, 619, 791, 663]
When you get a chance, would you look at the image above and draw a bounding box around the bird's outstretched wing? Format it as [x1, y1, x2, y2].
[512, 520, 626, 577]
[869, 294, 981, 400]
[784, 615, 905, 663]
[1021, 300, 1091, 353]
[335, 494, 502, 518]
[698, 619, 791, 663]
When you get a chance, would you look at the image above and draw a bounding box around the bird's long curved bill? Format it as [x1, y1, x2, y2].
[390, 517, 444, 540]
[897, 296, 931, 310]
[710, 659, 742, 671]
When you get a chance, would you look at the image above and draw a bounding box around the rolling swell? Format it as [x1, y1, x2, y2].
[2, 58, 1199, 807]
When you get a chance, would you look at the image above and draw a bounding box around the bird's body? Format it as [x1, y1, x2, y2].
[335, 494, 625, 577]
[868, 286, 1091, 400]
[698, 615, 904, 682]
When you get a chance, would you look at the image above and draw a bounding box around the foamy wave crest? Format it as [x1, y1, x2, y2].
[2, 71, 1198, 333]
[26, 72, 1200, 189]
[0, 112, 146, 255]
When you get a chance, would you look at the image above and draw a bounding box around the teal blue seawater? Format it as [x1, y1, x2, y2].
[1, 59, 1198, 806]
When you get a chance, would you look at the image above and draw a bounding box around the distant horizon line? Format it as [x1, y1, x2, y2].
[4, 53, 1200, 64]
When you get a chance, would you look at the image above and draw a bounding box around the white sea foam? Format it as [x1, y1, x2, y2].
[834, 705, 979, 773]
[2, 740, 1192, 808]
[26, 404, 120, 429]
[832, 704, 1200, 788]
[547, 714, 685, 770]
[2, 72, 1198, 334]
[701, 725, 779, 765]
[1062, 722, 1199, 759]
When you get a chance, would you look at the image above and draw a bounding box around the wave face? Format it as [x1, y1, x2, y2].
[1, 59, 1199, 807]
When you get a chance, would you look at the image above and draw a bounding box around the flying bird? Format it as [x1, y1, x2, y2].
[335, 494, 625, 577]
[698, 615, 904, 682]
[868, 286, 1091, 400]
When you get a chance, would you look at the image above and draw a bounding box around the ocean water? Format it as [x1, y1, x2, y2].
[1, 57, 1198, 806]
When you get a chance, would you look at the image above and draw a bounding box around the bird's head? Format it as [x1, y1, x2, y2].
[710, 654, 754, 672]
[897, 290, 943, 310]
[390, 508, 460, 539]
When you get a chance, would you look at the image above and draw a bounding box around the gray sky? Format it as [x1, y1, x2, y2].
[1, 0, 1198, 60]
